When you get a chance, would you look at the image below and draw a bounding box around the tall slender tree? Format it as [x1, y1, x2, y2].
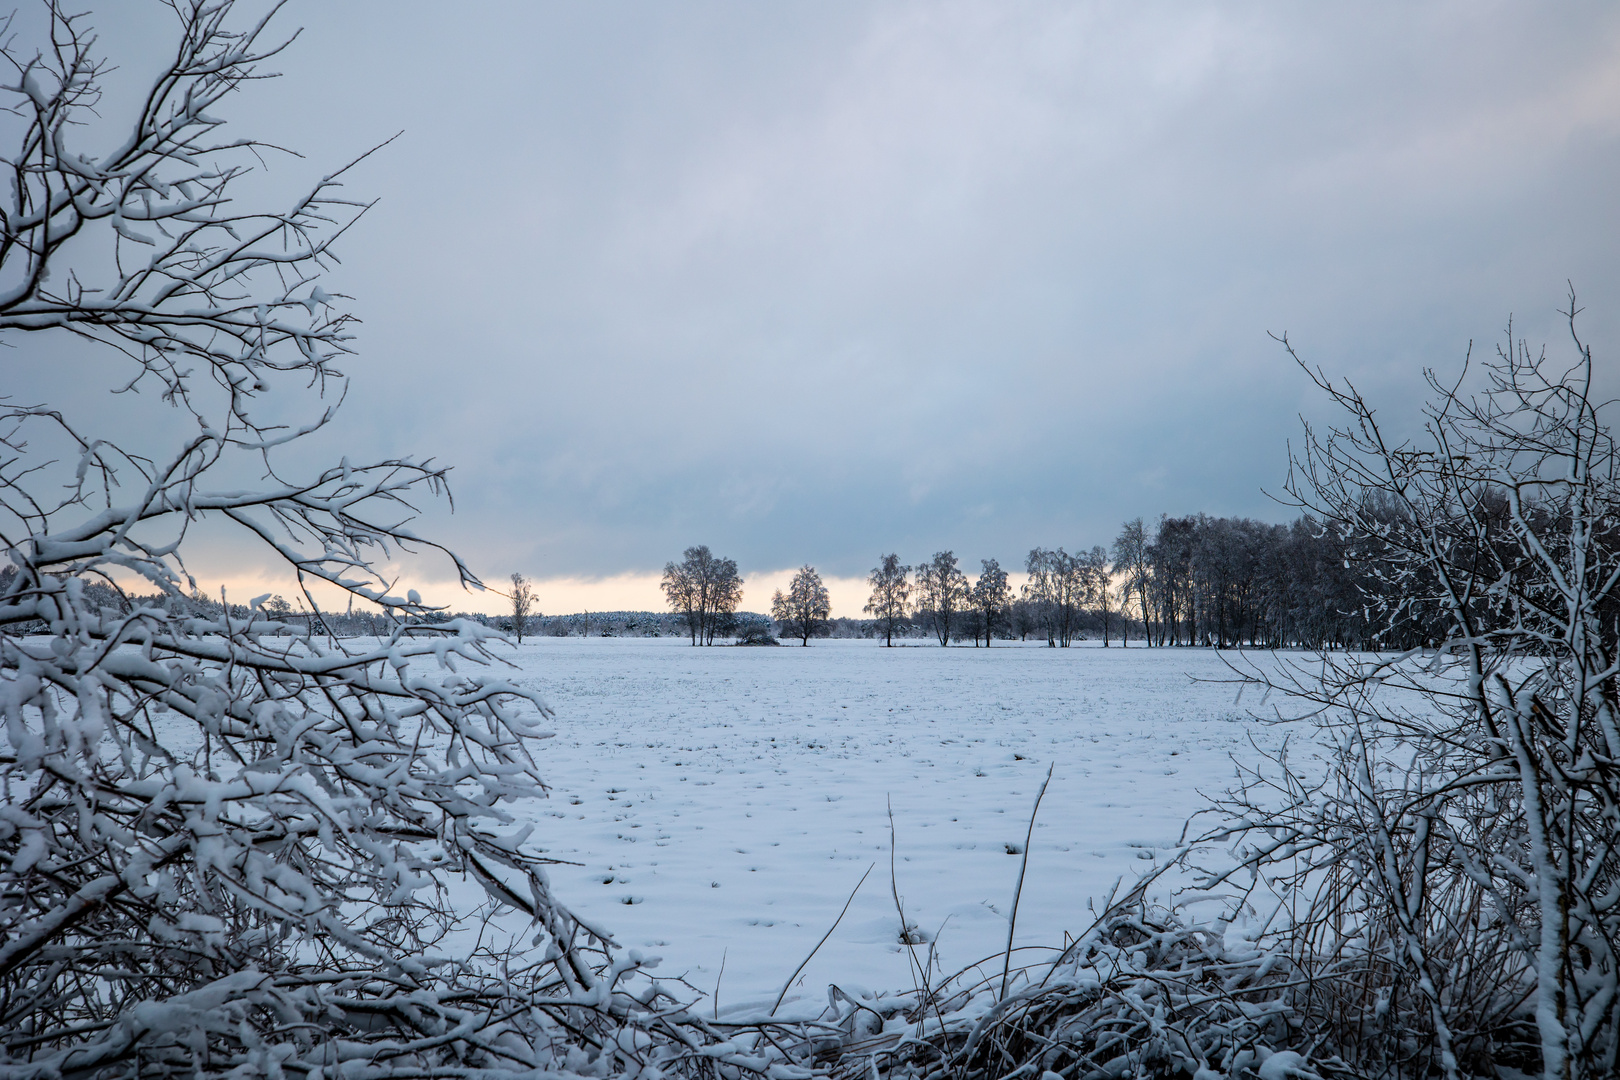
[970, 558, 1011, 646]
[707, 557, 745, 644]
[1024, 548, 1087, 646]
[1149, 517, 1197, 645]
[508, 571, 537, 643]
[1085, 546, 1113, 646]
[1112, 518, 1152, 647]
[864, 553, 911, 646]
[915, 551, 969, 646]
[661, 555, 700, 643]
[1023, 548, 1058, 646]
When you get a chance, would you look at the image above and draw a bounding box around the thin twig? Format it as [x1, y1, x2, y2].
[1002, 762, 1053, 999]
[714, 947, 726, 1020]
[772, 863, 873, 1015]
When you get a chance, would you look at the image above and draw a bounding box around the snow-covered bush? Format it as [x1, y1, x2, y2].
[822, 897, 1330, 1080]
[1186, 309, 1620, 1080]
[0, 6, 808, 1079]
[736, 624, 781, 646]
[827, 310, 1615, 1080]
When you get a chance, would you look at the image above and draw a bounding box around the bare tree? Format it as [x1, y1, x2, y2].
[708, 556, 744, 643]
[1201, 300, 1620, 1080]
[1022, 548, 1057, 645]
[661, 544, 743, 644]
[509, 571, 537, 642]
[1085, 545, 1113, 646]
[0, 7, 786, 1079]
[771, 564, 831, 645]
[970, 558, 1011, 646]
[914, 550, 969, 646]
[1148, 517, 1196, 645]
[864, 553, 911, 646]
[1113, 518, 1152, 647]
[660, 555, 699, 641]
[1024, 547, 1086, 646]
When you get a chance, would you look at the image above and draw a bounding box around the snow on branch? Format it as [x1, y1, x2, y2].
[0, 6, 816, 1079]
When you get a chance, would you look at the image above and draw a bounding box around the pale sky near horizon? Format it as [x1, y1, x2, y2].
[11, 1, 1620, 617]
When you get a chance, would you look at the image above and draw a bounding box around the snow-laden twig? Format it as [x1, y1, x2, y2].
[773, 863, 873, 1016]
[1000, 762, 1051, 999]
[0, 7, 829, 1080]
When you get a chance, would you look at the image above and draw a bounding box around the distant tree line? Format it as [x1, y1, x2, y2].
[1115, 511, 1401, 650]
[2, 507, 1405, 651]
[640, 512, 1417, 650]
[863, 548, 1119, 648]
[16, 511, 1415, 651]
[852, 508, 1432, 649]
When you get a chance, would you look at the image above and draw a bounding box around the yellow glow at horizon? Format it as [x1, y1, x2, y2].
[185, 568, 881, 620]
[186, 565, 1039, 622]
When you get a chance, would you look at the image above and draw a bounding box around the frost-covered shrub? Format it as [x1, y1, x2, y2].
[828, 313, 1615, 1080]
[1190, 310, 1620, 1080]
[0, 6, 808, 1079]
[818, 898, 1342, 1080]
[736, 624, 781, 646]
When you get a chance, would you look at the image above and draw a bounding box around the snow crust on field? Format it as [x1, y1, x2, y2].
[504, 637, 1311, 1012]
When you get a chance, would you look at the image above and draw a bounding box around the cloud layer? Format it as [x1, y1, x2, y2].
[18, 1, 1620, 609]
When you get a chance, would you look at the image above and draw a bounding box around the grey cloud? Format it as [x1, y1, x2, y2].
[21, 0, 1620, 589]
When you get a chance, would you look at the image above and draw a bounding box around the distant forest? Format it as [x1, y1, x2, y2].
[586, 508, 1433, 651]
[1107, 511, 1395, 650]
[1, 509, 1423, 650]
[672, 510, 1420, 650]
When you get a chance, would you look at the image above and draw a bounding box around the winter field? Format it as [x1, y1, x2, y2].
[498, 637, 1322, 1014]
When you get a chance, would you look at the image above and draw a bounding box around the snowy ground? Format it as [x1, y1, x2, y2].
[499, 637, 1317, 1013]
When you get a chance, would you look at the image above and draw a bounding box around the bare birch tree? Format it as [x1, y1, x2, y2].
[914, 550, 969, 646]
[509, 571, 537, 642]
[1113, 518, 1152, 647]
[970, 558, 1010, 646]
[1023, 548, 1058, 645]
[771, 564, 831, 645]
[1085, 545, 1113, 646]
[707, 556, 744, 643]
[661, 544, 743, 644]
[1024, 548, 1086, 646]
[864, 553, 911, 646]
[660, 555, 700, 641]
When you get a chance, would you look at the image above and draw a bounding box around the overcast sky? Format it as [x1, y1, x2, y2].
[24, 1, 1620, 614]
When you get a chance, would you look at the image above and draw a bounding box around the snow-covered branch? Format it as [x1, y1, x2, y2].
[0, 6, 809, 1079]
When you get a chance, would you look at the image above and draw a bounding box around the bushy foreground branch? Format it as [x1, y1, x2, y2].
[802, 890, 1351, 1080]
[5, 6, 1611, 1080]
[810, 306, 1614, 1080]
[0, 5, 820, 1078]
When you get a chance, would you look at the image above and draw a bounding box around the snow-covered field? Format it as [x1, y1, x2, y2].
[502, 637, 1310, 1012]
